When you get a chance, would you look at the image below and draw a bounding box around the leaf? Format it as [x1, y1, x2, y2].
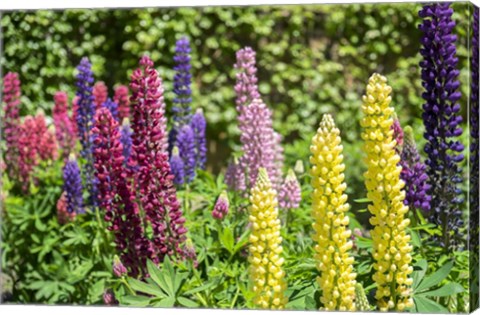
[184, 281, 216, 296]
[119, 295, 152, 307]
[128, 278, 167, 298]
[233, 228, 250, 253]
[417, 282, 464, 297]
[177, 296, 199, 307]
[153, 296, 176, 308]
[412, 260, 428, 290]
[416, 260, 454, 293]
[147, 259, 174, 297]
[220, 226, 234, 254]
[413, 296, 449, 313]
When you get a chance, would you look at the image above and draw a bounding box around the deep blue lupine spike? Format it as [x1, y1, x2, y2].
[75, 57, 98, 207]
[120, 118, 133, 166]
[419, 3, 465, 250]
[170, 146, 185, 185]
[177, 124, 196, 183]
[102, 98, 119, 121]
[190, 108, 207, 170]
[63, 155, 85, 214]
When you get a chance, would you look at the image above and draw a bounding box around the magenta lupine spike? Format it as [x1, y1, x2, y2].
[212, 190, 229, 220]
[392, 118, 404, 154]
[114, 85, 130, 120]
[278, 169, 302, 209]
[93, 81, 108, 110]
[238, 98, 276, 189]
[2, 72, 21, 180]
[225, 156, 246, 192]
[53, 92, 76, 158]
[129, 55, 190, 264]
[92, 107, 152, 278]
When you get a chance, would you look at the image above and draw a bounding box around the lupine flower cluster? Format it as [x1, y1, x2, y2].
[119, 118, 133, 166]
[212, 190, 229, 220]
[2, 72, 21, 180]
[114, 85, 130, 120]
[399, 126, 431, 213]
[17, 113, 58, 191]
[419, 3, 465, 250]
[53, 91, 77, 158]
[355, 283, 371, 311]
[170, 146, 185, 185]
[248, 168, 288, 309]
[93, 81, 108, 109]
[75, 57, 99, 207]
[225, 156, 246, 192]
[361, 74, 413, 311]
[391, 118, 404, 154]
[102, 98, 119, 121]
[310, 114, 356, 311]
[230, 47, 284, 192]
[63, 155, 84, 214]
[56, 192, 76, 225]
[278, 169, 301, 210]
[168, 37, 207, 184]
[128, 55, 191, 269]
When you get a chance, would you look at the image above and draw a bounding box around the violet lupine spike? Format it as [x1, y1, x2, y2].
[75, 57, 99, 207]
[238, 98, 276, 189]
[234, 47, 261, 113]
[177, 124, 196, 183]
[400, 126, 432, 214]
[53, 92, 77, 158]
[225, 156, 246, 192]
[419, 3, 465, 249]
[119, 118, 133, 166]
[470, 7, 479, 256]
[129, 55, 190, 264]
[2, 72, 21, 180]
[170, 146, 185, 185]
[93, 81, 108, 110]
[92, 107, 151, 278]
[190, 108, 207, 170]
[212, 190, 229, 220]
[278, 169, 301, 210]
[114, 85, 130, 121]
[63, 155, 84, 214]
[102, 98, 119, 121]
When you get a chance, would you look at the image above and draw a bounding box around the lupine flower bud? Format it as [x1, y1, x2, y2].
[113, 255, 128, 277]
[102, 98, 119, 121]
[103, 290, 118, 306]
[248, 168, 288, 309]
[53, 92, 77, 158]
[63, 154, 84, 214]
[2, 72, 21, 180]
[75, 57, 98, 207]
[225, 156, 246, 192]
[190, 108, 207, 170]
[177, 124, 196, 183]
[114, 85, 130, 120]
[361, 74, 413, 311]
[57, 192, 76, 224]
[119, 118, 133, 166]
[294, 160, 305, 175]
[310, 114, 356, 311]
[419, 3, 465, 249]
[170, 146, 185, 185]
[278, 169, 301, 210]
[93, 81, 108, 109]
[355, 283, 371, 311]
[400, 127, 431, 213]
[212, 190, 229, 220]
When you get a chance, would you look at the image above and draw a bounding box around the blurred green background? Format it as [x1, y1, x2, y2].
[0, 2, 474, 209]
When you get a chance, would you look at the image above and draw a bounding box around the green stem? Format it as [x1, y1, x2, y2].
[121, 277, 136, 296]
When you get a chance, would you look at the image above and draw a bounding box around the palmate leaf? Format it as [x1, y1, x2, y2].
[119, 294, 152, 307]
[147, 259, 174, 297]
[413, 296, 449, 313]
[128, 278, 167, 298]
[415, 260, 453, 293]
[417, 282, 464, 298]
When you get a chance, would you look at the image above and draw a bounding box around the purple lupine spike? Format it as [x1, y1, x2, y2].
[225, 156, 246, 192]
[470, 7, 479, 251]
[400, 127, 432, 213]
[75, 57, 98, 207]
[419, 3, 464, 249]
[278, 169, 301, 210]
[102, 97, 119, 121]
[177, 124, 196, 183]
[63, 154, 84, 214]
[119, 118, 133, 165]
[170, 146, 185, 185]
[391, 118, 404, 154]
[212, 190, 229, 220]
[234, 47, 260, 113]
[190, 108, 207, 170]
[238, 98, 276, 189]
[169, 37, 193, 154]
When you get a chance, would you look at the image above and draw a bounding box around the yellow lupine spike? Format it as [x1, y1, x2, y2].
[248, 168, 288, 309]
[309, 114, 357, 311]
[360, 73, 414, 311]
